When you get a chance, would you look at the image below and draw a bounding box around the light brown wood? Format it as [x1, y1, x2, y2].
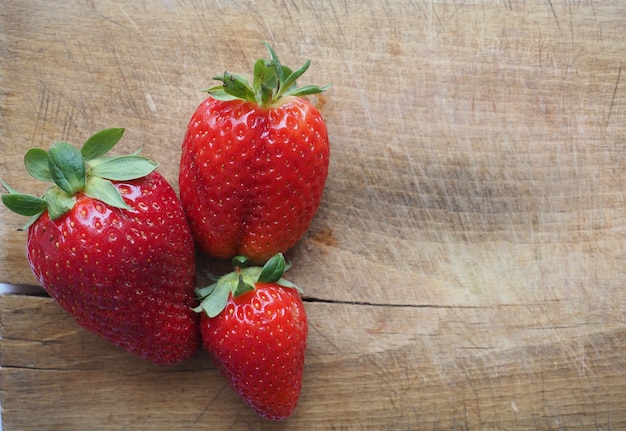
[2, 0, 626, 429]
[3, 295, 626, 430]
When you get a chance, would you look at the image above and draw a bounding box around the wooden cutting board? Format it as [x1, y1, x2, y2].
[2, 1, 626, 429]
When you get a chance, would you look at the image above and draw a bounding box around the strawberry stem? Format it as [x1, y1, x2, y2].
[234, 271, 255, 296]
[47, 142, 86, 195]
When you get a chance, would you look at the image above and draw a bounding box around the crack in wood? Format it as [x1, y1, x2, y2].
[301, 296, 556, 309]
[608, 65, 622, 126]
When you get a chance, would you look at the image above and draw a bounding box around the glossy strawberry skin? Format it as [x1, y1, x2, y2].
[200, 283, 308, 420]
[26, 171, 200, 365]
[179, 95, 329, 262]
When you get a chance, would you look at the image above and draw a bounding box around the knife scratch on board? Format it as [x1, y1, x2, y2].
[607, 65, 622, 126]
[187, 383, 228, 431]
[34, 87, 51, 147]
[547, 0, 560, 32]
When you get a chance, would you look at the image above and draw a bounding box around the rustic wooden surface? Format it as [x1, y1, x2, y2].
[2, 1, 626, 430]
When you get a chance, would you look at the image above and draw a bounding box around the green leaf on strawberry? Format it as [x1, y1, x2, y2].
[48, 142, 86, 195]
[0, 184, 47, 216]
[88, 155, 158, 181]
[258, 252, 287, 283]
[194, 253, 301, 318]
[195, 280, 231, 318]
[204, 41, 330, 106]
[45, 186, 76, 220]
[233, 273, 255, 297]
[2, 128, 158, 229]
[81, 127, 125, 160]
[84, 176, 131, 210]
[24, 148, 52, 182]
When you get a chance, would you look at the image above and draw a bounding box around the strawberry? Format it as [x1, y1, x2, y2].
[194, 253, 307, 420]
[179, 42, 330, 263]
[2, 128, 200, 365]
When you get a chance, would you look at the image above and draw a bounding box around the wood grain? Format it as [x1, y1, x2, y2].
[2, 0, 626, 429]
[2, 295, 626, 430]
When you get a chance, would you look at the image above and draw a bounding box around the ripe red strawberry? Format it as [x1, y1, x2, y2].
[179, 42, 330, 263]
[2, 128, 200, 365]
[194, 253, 307, 420]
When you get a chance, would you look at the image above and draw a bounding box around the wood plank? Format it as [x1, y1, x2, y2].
[2, 295, 626, 429]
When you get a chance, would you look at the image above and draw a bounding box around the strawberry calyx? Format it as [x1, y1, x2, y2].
[203, 42, 330, 107]
[2, 128, 158, 230]
[193, 253, 301, 318]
